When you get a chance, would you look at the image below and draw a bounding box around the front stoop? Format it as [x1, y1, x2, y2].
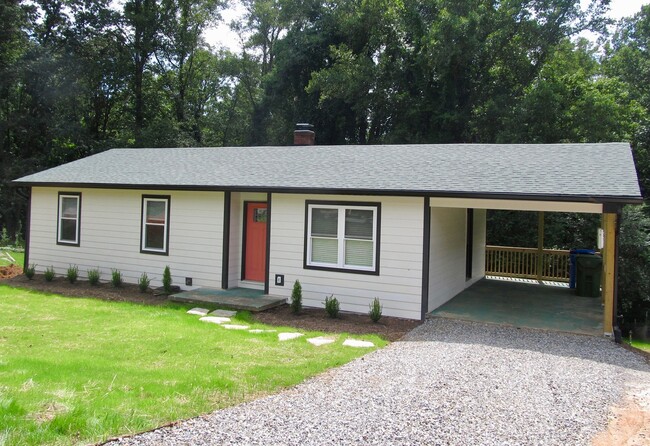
[170, 288, 286, 312]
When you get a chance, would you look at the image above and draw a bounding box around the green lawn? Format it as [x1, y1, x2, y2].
[0, 285, 385, 445]
[631, 339, 650, 353]
[0, 250, 24, 267]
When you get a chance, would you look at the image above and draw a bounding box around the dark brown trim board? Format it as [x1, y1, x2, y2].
[139, 195, 171, 256]
[264, 193, 272, 294]
[466, 208, 474, 280]
[421, 197, 431, 321]
[221, 191, 231, 289]
[24, 188, 32, 271]
[302, 200, 381, 276]
[56, 191, 82, 247]
[12, 181, 642, 206]
[240, 201, 267, 281]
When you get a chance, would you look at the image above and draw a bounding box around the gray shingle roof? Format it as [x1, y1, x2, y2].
[13, 143, 642, 203]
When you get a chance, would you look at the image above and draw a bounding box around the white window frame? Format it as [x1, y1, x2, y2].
[57, 193, 80, 245]
[306, 203, 379, 273]
[141, 196, 170, 254]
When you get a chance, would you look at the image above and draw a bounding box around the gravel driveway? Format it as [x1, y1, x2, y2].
[107, 318, 650, 446]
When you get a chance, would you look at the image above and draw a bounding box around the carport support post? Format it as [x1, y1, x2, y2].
[602, 213, 617, 336]
[537, 212, 544, 281]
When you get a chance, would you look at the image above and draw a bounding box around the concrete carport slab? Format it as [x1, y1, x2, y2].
[430, 278, 603, 336]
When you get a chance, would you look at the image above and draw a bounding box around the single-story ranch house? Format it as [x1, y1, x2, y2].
[13, 129, 642, 335]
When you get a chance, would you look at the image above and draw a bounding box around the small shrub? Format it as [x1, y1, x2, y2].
[0, 227, 10, 247]
[324, 294, 340, 318]
[87, 268, 100, 285]
[24, 264, 36, 280]
[66, 265, 79, 284]
[111, 269, 123, 287]
[44, 266, 55, 282]
[369, 297, 383, 323]
[290, 280, 302, 314]
[138, 272, 151, 293]
[162, 265, 172, 294]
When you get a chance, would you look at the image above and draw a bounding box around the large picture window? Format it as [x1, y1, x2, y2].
[57, 193, 81, 245]
[141, 196, 170, 255]
[305, 201, 380, 274]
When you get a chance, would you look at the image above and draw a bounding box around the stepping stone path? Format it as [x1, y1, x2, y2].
[307, 336, 336, 346]
[210, 309, 237, 317]
[342, 339, 375, 348]
[278, 332, 304, 341]
[188, 312, 375, 349]
[187, 307, 210, 316]
[199, 316, 231, 324]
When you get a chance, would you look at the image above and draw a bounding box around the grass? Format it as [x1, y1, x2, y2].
[0, 285, 385, 445]
[630, 339, 650, 352]
[0, 250, 24, 267]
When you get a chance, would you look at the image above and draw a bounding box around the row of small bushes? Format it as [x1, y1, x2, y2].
[25, 264, 174, 294]
[290, 279, 383, 323]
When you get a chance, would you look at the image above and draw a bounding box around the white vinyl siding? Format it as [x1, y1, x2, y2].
[427, 206, 487, 312]
[57, 194, 80, 245]
[307, 204, 378, 272]
[141, 196, 169, 254]
[30, 187, 224, 289]
[269, 194, 423, 320]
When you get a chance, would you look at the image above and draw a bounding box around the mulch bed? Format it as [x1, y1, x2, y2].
[0, 265, 22, 280]
[1, 274, 421, 341]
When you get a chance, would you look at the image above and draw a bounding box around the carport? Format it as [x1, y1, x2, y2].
[431, 277, 603, 335]
[425, 195, 631, 337]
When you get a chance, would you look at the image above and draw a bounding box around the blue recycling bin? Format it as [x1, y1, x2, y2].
[569, 249, 596, 289]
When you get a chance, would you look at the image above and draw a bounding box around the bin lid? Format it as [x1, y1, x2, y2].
[576, 254, 603, 267]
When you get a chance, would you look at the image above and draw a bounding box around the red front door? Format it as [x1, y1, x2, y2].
[244, 202, 267, 282]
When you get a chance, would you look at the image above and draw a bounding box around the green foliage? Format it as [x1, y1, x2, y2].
[66, 265, 79, 284]
[290, 280, 302, 314]
[617, 205, 650, 333]
[0, 227, 10, 246]
[87, 268, 101, 286]
[24, 264, 35, 280]
[324, 294, 340, 318]
[111, 269, 123, 288]
[162, 265, 172, 294]
[369, 297, 383, 323]
[44, 266, 55, 282]
[139, 272, 151, 293]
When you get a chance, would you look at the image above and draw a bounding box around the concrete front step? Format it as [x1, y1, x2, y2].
[171, 287, 286, 312]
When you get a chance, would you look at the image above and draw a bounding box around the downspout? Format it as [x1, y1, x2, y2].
[612, 208, 623, 344]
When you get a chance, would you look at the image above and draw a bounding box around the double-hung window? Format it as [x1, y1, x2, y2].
[57, 193, 81, 245]
[305, 201, 380, 274]
[141, 196, 170, 255]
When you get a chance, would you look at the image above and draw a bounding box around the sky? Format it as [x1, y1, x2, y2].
[204, 0, 650, 51]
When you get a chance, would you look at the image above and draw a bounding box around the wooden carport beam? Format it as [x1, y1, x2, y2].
[602, 213, 617, 335]
[537, 212, 544, 281]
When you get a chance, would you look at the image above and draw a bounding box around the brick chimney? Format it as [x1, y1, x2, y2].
[294, 123, 315, 145]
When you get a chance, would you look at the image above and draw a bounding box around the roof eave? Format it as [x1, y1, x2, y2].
[11, 180, 644, 205]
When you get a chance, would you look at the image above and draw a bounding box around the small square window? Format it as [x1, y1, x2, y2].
[254, 208, 267, 223]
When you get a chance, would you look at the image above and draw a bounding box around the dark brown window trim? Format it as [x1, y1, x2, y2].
[303, 200, 381, 276]
[140, 195, 171, 256]
[56, 192, 81, 247]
